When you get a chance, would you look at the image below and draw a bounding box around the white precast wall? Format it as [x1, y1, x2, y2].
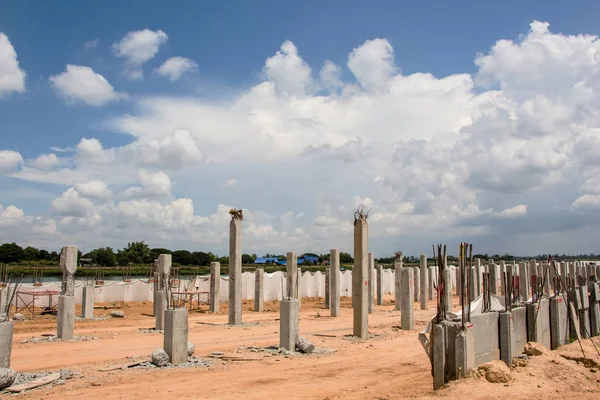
[6, 267, 426, 306]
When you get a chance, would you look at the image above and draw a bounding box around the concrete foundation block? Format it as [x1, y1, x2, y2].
[155, 291, 166, 330]
[164, 308, 189, 365]
[57, 295, 75, 339]
[550, 296, 568, 349]
[441, 321, 460, 381]
[568, 302, 581, 341]
[280, 299, 299, 351]
[82, 286, 94, 319]
[589, 282, 600, 337]
[526, 299, 551, 349]
[512, 307, 527, 356]
[433, 324, 446, 390]
[499, 312, 513, 367]
[401, 268, 414, 330]
[0, 321, 13, 368]
[455, 325, 475, 378]
[471, 312, 499, 365]
[578, 286, 591, 338]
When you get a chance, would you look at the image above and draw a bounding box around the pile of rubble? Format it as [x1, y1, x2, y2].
[21, 335, 100, 344]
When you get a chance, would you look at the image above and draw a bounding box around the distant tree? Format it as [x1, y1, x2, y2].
[116, 251, 129, 266]
[218, 256, 229, 264]
[241, 254, 255, 264]
[0, 243, 24, 263]
[122, 242, 152, 264]
[49, 251, 59, 262]
[193, 251, 210, 266]
[94, 247, 117, 266]
[22, 246, 40, 261]
[172, 250, 194, 266]
[39, 249, 50, 260]
[340, 252, 353, 263]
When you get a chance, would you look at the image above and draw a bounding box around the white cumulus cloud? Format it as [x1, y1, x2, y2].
[31, 153, 60, 170]
[74, 180, 112, 199]
[155, 57, 197, 81]
[263, 40, 312, 95]
[113, 29, 168, 80]
[0, 150, 23, 173]
[49, 65, 127, 106]
[0, 33, 26, 97]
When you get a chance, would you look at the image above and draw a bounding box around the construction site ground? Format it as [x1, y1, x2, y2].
[8, 295, 600, 399]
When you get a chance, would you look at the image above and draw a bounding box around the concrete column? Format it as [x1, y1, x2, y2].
[155, 291, 166, 330]
[82, 285, 94, 319]
[368, 253, 375, 313]
[588, 282, 600, 337]
[560, 262, 568, 290]
[443, 269, 452, 312]
[57, 245, 77, 339]
[454, 326, 475, 378]
[330, 249, 340, 317]
[433, 324, 446, 390]
[550, 296, 568, 349]
[414, 266, 421, 303]
[152, 271, 159, 317]
[519, 262, 529, 301]
[489, 262, 498, 295]
[401, 268, 414, 330]
[353, 216, 369, 339]
[297, 267, 302, 309]
[394, 259, 402, 311]
[428, 267, 434, 300]
[579, 286, 591, 338]
[57, 295, 75, 339]
[286, 252, 298, 300]
[548, 262, 556, 295]
[499, 260, 506, 295]
[376, 265, 384, 306]
[209, 262, 220, 313]
[569, 262, 576, 289]
[0, 321, 14, 368]
[164, 308, 188, 365]
[468, 268, 477, 302]
[420, 255, 428, 310]
[499, 312, 513, 367]
[474, 258, 481, 297]
[325, 268, 330, 309]
[505, 263, 514, 305]
[280, 298, 299, 351]
[254, 268, 264, 312]
[228, 216, 243, 325]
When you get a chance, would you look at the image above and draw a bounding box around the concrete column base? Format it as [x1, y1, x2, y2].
[82, 286, 94, 319]
[57, 295, 75, 339]
[280, 299, 299, 351]
[164, 308, 189, 365]
[155, 291, 166, 330]
[499, 312, 513, 367]
[0, 321, 13, 368]
[455, 325, 475, 378]
[550, 296, 568, 349]
[433, 323, 446, 390]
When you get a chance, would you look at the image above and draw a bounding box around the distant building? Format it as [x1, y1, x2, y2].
[254, 257, 284, 265]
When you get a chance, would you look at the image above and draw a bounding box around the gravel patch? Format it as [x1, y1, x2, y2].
[20, 335, 99, 344]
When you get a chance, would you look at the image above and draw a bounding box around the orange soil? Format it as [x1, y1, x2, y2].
[8, 295, 600, 399]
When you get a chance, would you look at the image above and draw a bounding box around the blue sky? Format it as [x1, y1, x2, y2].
[2, 1, 600, 256]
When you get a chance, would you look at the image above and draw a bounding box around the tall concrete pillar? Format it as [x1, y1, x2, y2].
[505, 263, 514, 306]
[325, 268, 330, 309]
[401, 268, 414, 330]
[297, 267, 302, 309]
[420, 255, 428, 310]
[579, 286, 590, 338]
[155, 290, 166, 330]
[519, 262, 529, 301]
[489, 261, 498, 295]
[330, 249, 341, 317]
[468, 268, 477, 302]
[376, 265, 384, 306]
[456, 262, 462, 298]
[414, 266, 421, 303]
[433, 324, 446, 390]
[443, 269, 452, 312]
[0, 321, 13, 368]
[560, 262, 568, 290]
[474, 258, 482, 297]
[286, 252, 298, 300]
[499, 260, 506, 295]
[428, 267, 434, 300]
[353, 215, 369, 339]
[394, 257, 402, 310]
[152, 271, 159, 317]
[164, 308, 188, 365]
[529, 259, 538, 295]
[57, 245, 77, 339]
[588, 282, 600, 337]
[569, 262, 576, 289]
[547, 262, 556, 295]
[254, 268, 264, 312]
[228, 215, 242, 325]
[209, 262, 220, 313]
[280, 298, 299, 351]
[82, 285, 94, 319]
[368, 253, 375, 313]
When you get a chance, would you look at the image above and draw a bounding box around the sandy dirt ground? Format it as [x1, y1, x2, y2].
[6, 295, 600, 399]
